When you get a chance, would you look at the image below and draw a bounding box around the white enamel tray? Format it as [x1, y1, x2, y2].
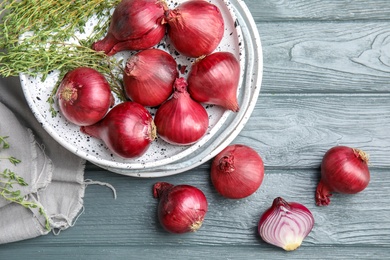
[20, 0, 262, 177]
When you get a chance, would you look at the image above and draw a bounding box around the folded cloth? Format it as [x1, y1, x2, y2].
[0, 76, 86, 244]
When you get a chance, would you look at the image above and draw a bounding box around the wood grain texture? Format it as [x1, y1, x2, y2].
[2, 0, 390, 259]
[246, 0, 390, 21]
[1, 167, 389, 259]
[237, 95, 390, 167]
[259, 22, 390, 93]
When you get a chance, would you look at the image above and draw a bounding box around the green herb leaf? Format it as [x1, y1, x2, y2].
[0, 0, 125, 107]
[0, 136, 10, 149]
[0, 134, 51, 231]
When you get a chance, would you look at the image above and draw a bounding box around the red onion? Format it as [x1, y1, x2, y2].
[56, 67, 114, 126]
[316, 146, 370, 206]
[258, 197, 314, 251]
[92, 0, 167, 55]
[163, 0, 224, 58]
[154, 77, 209, 145]
[153, 182, 208, 234]
[211, 144, 264, 199]
[187, 52, 240, 112]
[123, 49, 178, 107]
[80, 102, 156, 159]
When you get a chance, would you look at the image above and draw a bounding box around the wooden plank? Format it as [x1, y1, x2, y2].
[237, 94, 390, 167]
[1, 244, 389, 260]
[2, 166, 388, 259]
[258, 22, 390, 93]
[245, 0, 390, 21]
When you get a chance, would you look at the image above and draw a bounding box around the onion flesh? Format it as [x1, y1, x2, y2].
[258, 197, 315, 251]
[153, 182, 208, 234]
[154, 77, 209, 145]
[56, 67, 114, 126]
[80, 101, 156, 159]
[123, 49, 178, 107]
[211, 144, 264, 199]
[164, 0, 224, 58]
[92, 0, 167, 55]
[187, 52, 240, 112]
[316, 145, 370, 206]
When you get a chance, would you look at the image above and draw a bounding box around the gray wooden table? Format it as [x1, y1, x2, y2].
[2, 0, 390, 259]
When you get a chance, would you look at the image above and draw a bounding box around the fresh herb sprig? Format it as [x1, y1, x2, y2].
[0, 0, 125, 115]
[0, 135, 51, 231]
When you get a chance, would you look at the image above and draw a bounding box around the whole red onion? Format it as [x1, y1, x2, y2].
[164, 0, 224, 58]
[211, 144, 264, 199]
[153, 182, 208, 234]
[123, 49, 178, 107]
[92, 0, 167, 55]
[316, 146, 370, 206]
[154, 77, 209, 145]
[187, 52, 240, 112]
[56, 67, 114, 126]
[80, 102, 156, 159]
[258, 197, 314, 251]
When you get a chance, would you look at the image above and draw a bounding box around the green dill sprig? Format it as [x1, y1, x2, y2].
[0, 135, 51, 231]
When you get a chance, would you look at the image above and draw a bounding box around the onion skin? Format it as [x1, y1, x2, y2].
[316, 146, 370, 206]
[56, 67, 114, 126]
[123, 49, 178, 107]
[258, 197, 314, 251]
[92, 0, 166, 55]
[211, 144, 264, 199]
[164, 0, 224, 58]
[153, 182, 208, 234]
[187, 52, 240, 112]
[154, 77, 209, 145]
[80, 102, 156, 159]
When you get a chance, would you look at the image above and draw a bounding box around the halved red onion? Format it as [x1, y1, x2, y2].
[258, 197, 314, 251]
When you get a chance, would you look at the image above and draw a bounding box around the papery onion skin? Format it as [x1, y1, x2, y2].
[211, 144, 264, 199]
[92, 0, 167, 55]
[164, 0, 224, 58]
[80, 102, 156, 159]
[154, 77, 209, 145]
[258, 197, 315, 251]
[153, 182, 208, 234]
[123, 49, 178, 107]
[187, 52, 240, 112]
[316, 146, 370, 206]
[56, 67, 114, 126]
